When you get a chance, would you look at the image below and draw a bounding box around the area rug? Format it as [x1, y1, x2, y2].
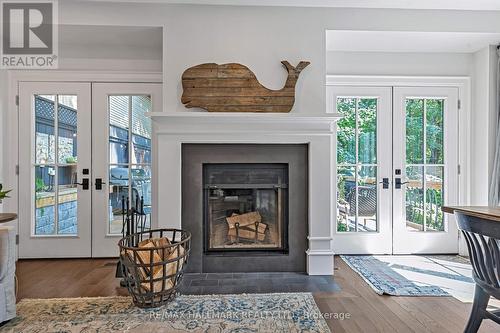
[341, 255, 458, 296]
[0, 293, 331, 333]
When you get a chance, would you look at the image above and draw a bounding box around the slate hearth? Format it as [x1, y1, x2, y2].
[178, 272, 340, 295]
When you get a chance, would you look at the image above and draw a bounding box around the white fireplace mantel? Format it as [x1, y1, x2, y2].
[147, 112, 341, 134]
[149, 112, 341, 275]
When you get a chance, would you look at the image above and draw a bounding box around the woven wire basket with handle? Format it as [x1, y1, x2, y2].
[118, 228, 191, 308]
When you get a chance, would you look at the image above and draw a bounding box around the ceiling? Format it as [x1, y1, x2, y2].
[326, 30, 500, 53]
[80, 0, 500, 11]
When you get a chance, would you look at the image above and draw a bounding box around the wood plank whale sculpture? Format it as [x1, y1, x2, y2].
[181, 61, 310, 113]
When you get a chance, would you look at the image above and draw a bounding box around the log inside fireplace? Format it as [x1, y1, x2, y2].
[203, 163, 288, 253]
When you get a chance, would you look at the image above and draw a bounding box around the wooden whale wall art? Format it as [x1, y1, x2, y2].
[181, 60, 310, 113]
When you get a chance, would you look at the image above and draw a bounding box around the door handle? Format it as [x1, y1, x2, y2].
[74, 178, 89, 190]
[395, 178, 409, 189]
[95, 178, 106, 190]
[379, 178, 390, 189]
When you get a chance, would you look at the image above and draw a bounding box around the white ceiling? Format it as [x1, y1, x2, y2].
[80, 0, 500, 11]
[326, 30, 500, 53]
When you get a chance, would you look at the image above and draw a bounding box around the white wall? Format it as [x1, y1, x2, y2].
[57, 58, 162, 72]
[57, 25, 163, 72]
[54, 3, 500, 115]
[487, 46, 498, 202]
[470, 45, 498, 205]
[327, 51, 473, 76]
[0, 69, 6, 213]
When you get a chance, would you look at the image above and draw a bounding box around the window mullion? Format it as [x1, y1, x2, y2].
[355, 98, 359, 232]
[128, 96, 133, 209]
[423, 99, 427, 232]
[54, 95, 59, 235]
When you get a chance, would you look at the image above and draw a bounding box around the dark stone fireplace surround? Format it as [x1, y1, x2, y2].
[182, 144, 308, 273]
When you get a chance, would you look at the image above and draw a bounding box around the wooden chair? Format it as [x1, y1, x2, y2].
[455, 212, 500, 332]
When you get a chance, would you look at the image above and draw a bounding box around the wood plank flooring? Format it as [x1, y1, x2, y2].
[16, 256, 499, 332]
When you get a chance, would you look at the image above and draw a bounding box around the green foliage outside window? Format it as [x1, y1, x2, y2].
[336, 98, 377, 232]
[337, 97, 445, 232]
[35, 177, 45, 192]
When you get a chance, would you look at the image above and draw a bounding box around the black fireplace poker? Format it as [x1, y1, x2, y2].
[116, 195, 150, 286]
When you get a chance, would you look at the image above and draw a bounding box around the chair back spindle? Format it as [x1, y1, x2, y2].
[456, 212, 500, 297]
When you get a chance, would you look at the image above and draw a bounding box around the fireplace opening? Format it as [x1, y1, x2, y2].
[203, 163, 289, 253]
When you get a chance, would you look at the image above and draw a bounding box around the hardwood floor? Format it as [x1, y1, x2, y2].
[16, 256, 499, 333]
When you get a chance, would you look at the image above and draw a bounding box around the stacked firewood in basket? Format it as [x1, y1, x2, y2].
[226, 211, 267, 243]
[123, 237, 185, 293]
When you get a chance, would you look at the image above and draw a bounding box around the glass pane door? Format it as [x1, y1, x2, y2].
[18, 82, 160, 259]
[19, 82, 92, 258]
[108, 95, 152, 234]
[393, 87, 459, 254]
[92, 83, 162, 257]
[330, 86, 392, 255]
[331, 85, 459, 255]
[337, 97, 378, 232]
[34, 95, 79, 235]
[404, 98, 445, 232]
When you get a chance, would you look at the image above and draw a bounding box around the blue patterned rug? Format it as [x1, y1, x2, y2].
[341, 255, 455, 296]
[2, 293, 331, 332]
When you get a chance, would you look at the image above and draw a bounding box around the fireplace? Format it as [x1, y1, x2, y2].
[153, 114, 337, 275]
[203, 163, 288, 253]
[182, 144, 308, 273]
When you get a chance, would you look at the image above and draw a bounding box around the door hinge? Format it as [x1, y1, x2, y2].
[15, 95, 19, 106]
[16, 234, 19, 245]
[458, 99, 461, 110]
[458, 164, 461, 175]
[15, 165, 19, 175]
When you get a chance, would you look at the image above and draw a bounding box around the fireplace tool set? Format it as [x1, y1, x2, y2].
[115, 195, 149, 285]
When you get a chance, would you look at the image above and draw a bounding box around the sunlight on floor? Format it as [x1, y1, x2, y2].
[372, 255, 499, 308]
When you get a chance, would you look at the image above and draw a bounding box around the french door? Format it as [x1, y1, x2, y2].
[92, 83, 162, 257]
[331, 86, 393, 254]
[392, 87, 459, 254]
[332, 85, 459, 254]
[19, 82, 92, 258]
[18, 81, 162, 258]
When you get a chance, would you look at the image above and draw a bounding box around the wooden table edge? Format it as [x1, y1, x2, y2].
[0, 213, 17, 224]
[443, 206, 500, 222]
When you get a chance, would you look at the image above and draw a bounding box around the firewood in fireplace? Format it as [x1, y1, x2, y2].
[226, 211, 267, 234]
[242, 221, 268, 234]
[227, 227, 266, 242]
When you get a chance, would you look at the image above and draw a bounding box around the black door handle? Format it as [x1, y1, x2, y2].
[395, 178, 410, 189]
[95, 178, 106, 190]
[379, 178, 390, 189]
[74, 178, 89, 190]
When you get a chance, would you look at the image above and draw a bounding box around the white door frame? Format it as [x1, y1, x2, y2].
[327, 75, 471, 255]
[5, 70, 162, 258]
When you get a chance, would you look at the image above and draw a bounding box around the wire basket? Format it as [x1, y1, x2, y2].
[118, 228, 191, 308]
